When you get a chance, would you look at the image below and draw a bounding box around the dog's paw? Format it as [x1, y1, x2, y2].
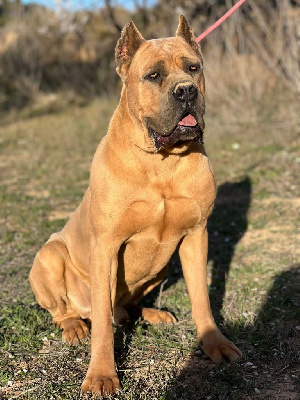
[81, 374, 121, 396]
[142, 308, 177, 324]
[200, 329, 242, 363]
[61, 318, 90, 345]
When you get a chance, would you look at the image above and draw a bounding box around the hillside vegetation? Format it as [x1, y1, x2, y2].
[0, 0, 299, 114]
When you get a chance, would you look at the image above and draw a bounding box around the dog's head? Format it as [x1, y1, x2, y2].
[115, 16, 205, 153]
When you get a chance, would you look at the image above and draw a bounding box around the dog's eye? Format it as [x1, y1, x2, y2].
[189, 65, 200, 72]
[146, 72, 160, 81]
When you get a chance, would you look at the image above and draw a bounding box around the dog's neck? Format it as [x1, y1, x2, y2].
[108, 86, 151, 151]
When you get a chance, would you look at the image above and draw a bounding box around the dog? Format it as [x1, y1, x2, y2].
[29, 16, 242, 396]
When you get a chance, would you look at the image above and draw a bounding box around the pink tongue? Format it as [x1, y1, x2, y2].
[178, 114, 197, 127]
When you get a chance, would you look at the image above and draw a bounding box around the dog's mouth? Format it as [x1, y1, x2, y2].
[148, 113, 203, 152]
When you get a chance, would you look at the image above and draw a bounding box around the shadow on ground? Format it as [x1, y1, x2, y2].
[164, 263, 300, 399]
[208, 176, 251, 322]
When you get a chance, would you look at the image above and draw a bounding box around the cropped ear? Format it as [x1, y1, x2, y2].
[176, 15, 202, 56]
[115, 21, 145, 80]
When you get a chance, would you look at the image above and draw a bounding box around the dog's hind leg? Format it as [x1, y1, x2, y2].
[127, 305, 176, 324]
[29, 240, 90, 345]
[126, 266, 177, 324]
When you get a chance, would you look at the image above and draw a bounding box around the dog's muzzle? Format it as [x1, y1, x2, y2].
[149, 117, 203, 152]
[149, 125, 203, 152]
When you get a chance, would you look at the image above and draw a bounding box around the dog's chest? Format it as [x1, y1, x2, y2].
[116, 195, 201, 290]
[127, 194, 202, 242]
[155, 195, 201, 238]
[120, 195, 200, 272]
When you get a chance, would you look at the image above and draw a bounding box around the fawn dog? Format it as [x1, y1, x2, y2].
[29, 16, 242, 396]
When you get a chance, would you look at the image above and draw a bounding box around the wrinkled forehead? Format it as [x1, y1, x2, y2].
[130, 37, 203, 76]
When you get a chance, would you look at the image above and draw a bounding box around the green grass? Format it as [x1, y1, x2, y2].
[0, 96, 299, 399]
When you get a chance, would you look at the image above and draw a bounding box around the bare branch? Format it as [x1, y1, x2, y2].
[105, 0, 122, 33]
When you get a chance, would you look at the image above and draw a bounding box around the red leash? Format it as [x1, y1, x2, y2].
[196, 0, 247, 42]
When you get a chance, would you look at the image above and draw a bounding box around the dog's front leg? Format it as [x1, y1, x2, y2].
[179, 223, 242, 363]
[81, 236, 121, 396]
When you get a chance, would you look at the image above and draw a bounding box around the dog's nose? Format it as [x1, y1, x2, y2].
[173, 82, 198, 102]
